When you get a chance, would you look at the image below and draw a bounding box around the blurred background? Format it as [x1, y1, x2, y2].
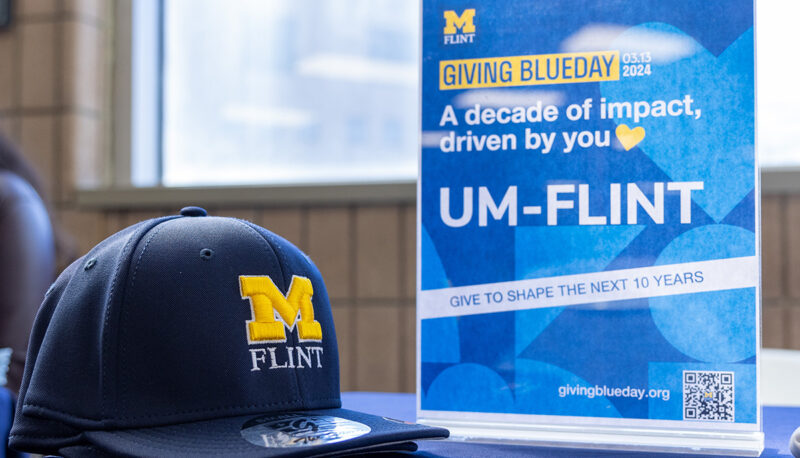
[0, 0, 797, 394]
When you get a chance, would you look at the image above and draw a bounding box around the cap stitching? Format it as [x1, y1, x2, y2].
[119, 224, 168, 418]
[101, 217, 180, 420]
[230, 219, 287, 287]
[234, 219, 310, 407]
[100, 228, 138, 417]
[8, 432, 84, 440]
[22, 397, 340, 422]
[230, 219, 306, 404]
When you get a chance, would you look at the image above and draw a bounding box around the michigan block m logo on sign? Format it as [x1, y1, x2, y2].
[443, 9, 475, 44]
[240, 275, 322, 343]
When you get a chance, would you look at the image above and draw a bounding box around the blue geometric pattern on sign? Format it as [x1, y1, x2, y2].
[514, 359, 621, 417]
[421, 318, 460, 364]
[515, 225, 645, 279]
[515, 307, 563, 356]
[600, 24, 754, 222]
[421, 224, 450, 290]
[650, 288, 756, 363]
[423, 363, 515, 412]
[650, 225, 755, 362]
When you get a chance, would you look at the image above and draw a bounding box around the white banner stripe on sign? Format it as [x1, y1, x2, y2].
[418, 256, 757, 320]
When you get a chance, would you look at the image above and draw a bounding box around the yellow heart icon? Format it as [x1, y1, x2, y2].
[615, 124, 646, 151]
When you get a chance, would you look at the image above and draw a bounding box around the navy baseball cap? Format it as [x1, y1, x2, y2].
[9, 207, 447, 457]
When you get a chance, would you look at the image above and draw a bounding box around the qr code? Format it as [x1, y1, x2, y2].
[683, 370, 734, 422]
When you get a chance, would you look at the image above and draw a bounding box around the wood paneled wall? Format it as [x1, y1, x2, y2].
[761, 196, 800, 349]
[0, 0, 109, 208]
[0, 2, 798, 394]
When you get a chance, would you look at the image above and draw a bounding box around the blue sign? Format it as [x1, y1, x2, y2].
[418, 0, 759, 440]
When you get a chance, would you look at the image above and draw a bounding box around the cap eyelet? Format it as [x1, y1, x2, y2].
[200, 248, 214, 260]
[180, 206, 208, 217]
[84, 258, 97, 271]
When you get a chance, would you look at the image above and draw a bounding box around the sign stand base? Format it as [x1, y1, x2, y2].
[420, 418, 764, 456]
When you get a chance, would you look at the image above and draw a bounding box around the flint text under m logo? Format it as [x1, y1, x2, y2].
[240, 275, 323, 343]
[443, 9, 476, 35]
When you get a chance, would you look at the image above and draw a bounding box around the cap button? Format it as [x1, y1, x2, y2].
[180, 206, 207, 217]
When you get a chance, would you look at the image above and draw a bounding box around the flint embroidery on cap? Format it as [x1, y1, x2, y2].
[240, 274, 324, 371]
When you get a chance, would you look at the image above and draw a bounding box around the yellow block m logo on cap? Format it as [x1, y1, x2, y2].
[240, 275, 322, 343]
[443, 9, 475, 35]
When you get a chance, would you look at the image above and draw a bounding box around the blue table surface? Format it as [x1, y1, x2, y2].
[1, 387, 14, 458]
[341, 392, 800, 458]
[2, 388, 797, 457]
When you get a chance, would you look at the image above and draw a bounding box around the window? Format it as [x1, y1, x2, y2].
[128, 0, 419, 187]
[756, 1, 800, 168]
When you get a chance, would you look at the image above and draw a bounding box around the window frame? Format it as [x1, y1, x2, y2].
[113, 0, 162, 188]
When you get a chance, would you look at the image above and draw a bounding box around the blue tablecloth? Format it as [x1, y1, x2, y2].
[2, 388, 797, 456]
[341, 392, 800, 457]
[1, 387, 15, 458]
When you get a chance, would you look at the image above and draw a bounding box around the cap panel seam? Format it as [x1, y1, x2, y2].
[230, 219, 308, 406]
[101, 216, 180, 421]
[235, 219, 311, 406]
[118, 223, 168, 417]
[100, 229, 137, 419]
[15, 259, 81, 419]
[230, 219, 287, 289]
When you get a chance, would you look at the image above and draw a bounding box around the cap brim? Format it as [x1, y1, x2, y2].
[81, 408, 448, 457]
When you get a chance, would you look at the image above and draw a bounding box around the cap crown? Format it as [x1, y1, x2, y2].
[14, 215, 340, 439]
